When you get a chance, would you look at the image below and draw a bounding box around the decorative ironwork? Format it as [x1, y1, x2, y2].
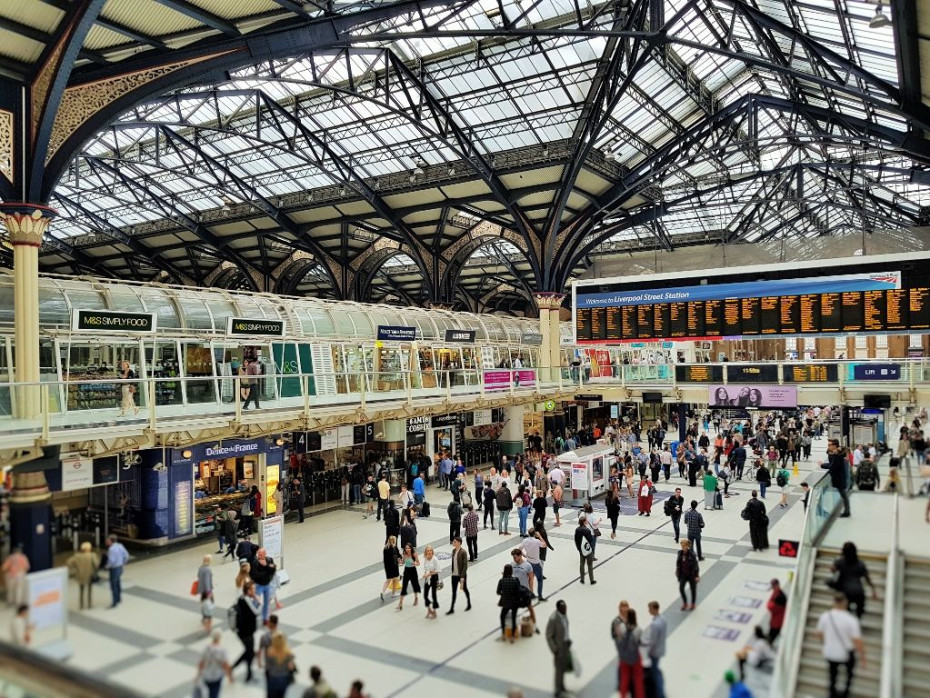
[0, 205, 57, 247]
[47, 50, 238, 163]
[31, 38, 67, 139]
[0, 110, 13, 185]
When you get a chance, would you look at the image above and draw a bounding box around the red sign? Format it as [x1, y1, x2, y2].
[778, 539, 799, 558]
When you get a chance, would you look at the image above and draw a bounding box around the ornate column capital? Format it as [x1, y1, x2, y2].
[1, 204, 57, 247]
[534, 292, 565, 311]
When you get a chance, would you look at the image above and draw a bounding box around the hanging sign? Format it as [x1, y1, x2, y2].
[226, 317, 285, 337]
[444, 329, 476, 343]
[431, 413, 459, 428]
[473, 409, 493, 426]
[72, 309, 156, 333]
[320, 428, 338, 451]
[377, 325, 416, 341]
[407, 416, 429, 433]
[60, 453, 94, 491]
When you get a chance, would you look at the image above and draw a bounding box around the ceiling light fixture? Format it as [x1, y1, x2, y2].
[869, 1, 891, 29]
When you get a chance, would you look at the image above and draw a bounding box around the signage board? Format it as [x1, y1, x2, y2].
[483, 369, 536, 390]
[473, 409, 493, 426]
[778, 539, 800, 558]
[709, 385, 797, 408]
[92, 456, 119, 486]
[675, 365, 725, 382]
[354, 424, 372, 444]
[60, 453, 94, 491]
[72, 308, 156, 333]
[226, 317, 285, 337]
[26, 567, 70, 657]
[852, 363, 901, 380]
[337, 425, 355, 448]
[431, 413, 459, 428]
[260, 515, 284, 561]
[725, 364, 779, 382]
[265, 464, 280, 515]
[570, 463, 588, 490]
[574, 394, 603, 402]
[407, 415, 429, 433]
[444, 329, 476, 343]
[784, 364, 839, 382]
[320, 428, 337, 451]
[377, 325, 416, 341]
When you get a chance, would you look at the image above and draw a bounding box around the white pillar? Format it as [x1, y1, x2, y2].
[501, 404, 526, 455]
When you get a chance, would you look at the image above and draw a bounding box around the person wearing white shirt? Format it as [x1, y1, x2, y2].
[734, 625, 775, 681]
[421, 546, 441, 620]
[548, 465, 565, 487]
[852, 446, 864, 467]
[815, 593, 866, 698]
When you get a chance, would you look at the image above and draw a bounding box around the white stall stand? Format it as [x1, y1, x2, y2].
[557, 443, 615, 505]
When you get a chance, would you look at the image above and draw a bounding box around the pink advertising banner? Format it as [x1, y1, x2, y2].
[708, 385, 797, 408]
[483, 369, 536, 390]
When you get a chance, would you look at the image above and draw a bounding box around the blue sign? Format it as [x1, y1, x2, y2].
[577, 271, 900, 308]
[172, 438, 270, 464]
[852, 364, 901, 381]
[377, 325, 416, 341]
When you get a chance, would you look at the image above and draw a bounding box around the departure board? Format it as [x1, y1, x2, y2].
[911, 288, 930, 329]
[726, 364, 779, 382]
[621, 305, 637, 340]
[575, 262, 930, 343]
[780, 295, 799, 335]
[760, 297, 779, 334]
[821, 292, 841, 332]
[800, 294, 820, 333]
[784, 364, 839, 382]
[637, 304, 654, 339]
[741, 297, 761, 335]
[842, 292, 863, 331]
[705, 300, 722, 337]
[724, 298, 741, 336]
[576, 307, 591, 340]
[675, 365, 724, 382]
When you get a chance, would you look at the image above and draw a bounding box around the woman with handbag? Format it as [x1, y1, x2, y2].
[422, 545, 441, 619]
[396, 543, 421, 611]
[637, 475, 654, 517]
[264, 632, 296, 698]
[582, 502, 602, 560]
[605, 489, 621, 539]
[496, 564, 522, 642]
[380, 536, 401, 602]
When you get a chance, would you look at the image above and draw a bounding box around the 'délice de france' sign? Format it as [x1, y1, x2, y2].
[72, 309, 156, 333]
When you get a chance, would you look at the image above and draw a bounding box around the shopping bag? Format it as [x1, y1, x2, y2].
[390, 578, 401, 592]
[190, 580, 199, 596]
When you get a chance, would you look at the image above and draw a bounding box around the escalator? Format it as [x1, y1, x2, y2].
[793, 548, 887, 698]
[902, 556, 930, 697]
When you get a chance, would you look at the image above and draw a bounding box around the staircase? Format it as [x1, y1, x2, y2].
[902, 556, 930, 697]
[793, 548, 886, 698]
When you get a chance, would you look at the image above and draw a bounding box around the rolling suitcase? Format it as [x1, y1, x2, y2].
[420, 501, 431, 518]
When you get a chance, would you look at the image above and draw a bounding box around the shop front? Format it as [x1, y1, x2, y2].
[291, 424, 374, 504]
[406, 416, 429, 483]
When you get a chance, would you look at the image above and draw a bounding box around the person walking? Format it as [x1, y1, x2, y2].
[815, 592, 866, 698]
[264, 632, 296, 698]
[241, 357, 262, 409]
[731, 441, 747, 480]
[575, 514, 596, 585]
[756, 460, 771, 499]
[422, 545, 440, 620]
[383, 499, 401, 544]
[380, 536, 401, 602]
[683, 501, 705, 560]
[231, 580, 261, 683]
[545, 600, 572, 698]
[222, 510, 239, 560]
[612, 606, 646, 698]
[496, 564, 522, 642]
[446, 537, 471, 614]
[463, 504, 479, 561]
[376, 474, 390, 521]
[666, 488, 685, 542]
[744, 490, 769, 552]
[581, 502, 602, 560]
[520, 528, 547, 602]
[821, 439, 851, 517]
[117, 360, 140, 416]
[293, 476, 306, 523]
[104, 535, 129, 608]
[776, 465, 791, 508]
[532, 489, 548, 528]
[551, 481, 564, 527]
[2, 545, 30, 608]
[447, 497, 463, 545]
[676, 539, 700, 610]
[830, 542, 878, 618]
[396, 543, 421, 610]
[483, 482, 496, 529]
[197, 628, 233, 698]
[474, 469, 484, 510]
[606, 489, 621, 539]
[197, 554, 215, 632]
[767, 578, 787, 644]
[67, 542, 99, 610]
[702, 468, 718, 509]
[515, 484, 532, 537]
[645, 601, 667, 698]
[496, 481, 514, 535]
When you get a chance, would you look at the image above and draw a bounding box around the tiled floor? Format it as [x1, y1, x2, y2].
[3, 443, 832, 698]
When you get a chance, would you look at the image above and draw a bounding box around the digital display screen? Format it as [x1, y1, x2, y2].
[726, 364, 779, 383]
[675, 365, 724, 382]
[575, 262, 930, 343]
[784, 364, 839, 382]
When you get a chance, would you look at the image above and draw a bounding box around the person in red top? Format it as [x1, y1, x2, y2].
[637, 476, 654, 516]
[767, 578, 787, 643]
[250, 485, 263, 520]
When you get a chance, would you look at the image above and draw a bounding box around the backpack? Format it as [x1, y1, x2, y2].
[664, 498, 675, 516]
[858, 464, 876, 487]
[776, 473, 788, 487]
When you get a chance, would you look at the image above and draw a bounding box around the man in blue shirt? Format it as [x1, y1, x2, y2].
[440, 455, 454, 490]
[105, 535, 129, 608]
[413, 473, 425, 506]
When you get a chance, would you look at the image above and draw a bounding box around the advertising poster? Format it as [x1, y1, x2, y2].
[570, 463, 588, 490]
[265, 464, 280, 515]
[320, 428, 338, 451]
[261, 515, 284, 561]
[708, 385, 797, 408]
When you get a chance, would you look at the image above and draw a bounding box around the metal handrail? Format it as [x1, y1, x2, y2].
[880, 493, 901, 698]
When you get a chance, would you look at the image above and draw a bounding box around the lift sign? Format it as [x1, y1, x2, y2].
[72, 309, 156, 333]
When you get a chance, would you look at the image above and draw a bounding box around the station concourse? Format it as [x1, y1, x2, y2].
[1, 1, 930, 697]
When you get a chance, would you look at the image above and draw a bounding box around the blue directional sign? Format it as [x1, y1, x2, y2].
[852, 364, 901, 380]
